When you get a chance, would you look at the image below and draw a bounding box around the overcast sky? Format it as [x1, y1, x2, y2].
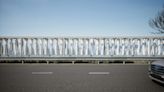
[0, 0, 164, 36]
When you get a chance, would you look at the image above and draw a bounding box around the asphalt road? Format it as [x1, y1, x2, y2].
[0, 64, 164, 92]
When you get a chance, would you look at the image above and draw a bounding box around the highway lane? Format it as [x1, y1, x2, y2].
[0, 64, 163, 92]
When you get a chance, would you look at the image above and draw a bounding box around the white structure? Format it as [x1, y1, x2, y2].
[0, 36, 164, 60]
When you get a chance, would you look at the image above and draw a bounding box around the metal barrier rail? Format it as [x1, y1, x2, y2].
[0, 36, 164, 60]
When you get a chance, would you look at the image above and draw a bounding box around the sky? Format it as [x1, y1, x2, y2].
[0, 0, 164, 36]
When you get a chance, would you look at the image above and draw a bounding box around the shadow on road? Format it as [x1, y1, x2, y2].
[152, 80, 164, 87]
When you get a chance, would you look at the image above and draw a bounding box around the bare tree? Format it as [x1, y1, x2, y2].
[149, 7, 164, 34]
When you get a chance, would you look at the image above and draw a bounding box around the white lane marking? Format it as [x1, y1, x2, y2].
[32, 72, 53, 75]
[88, 72, 110, 75]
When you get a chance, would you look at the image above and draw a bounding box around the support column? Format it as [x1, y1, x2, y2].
[148, 61, 151, 64]
[97, 61, 100, 64]
[123, 61, 125, 64]
[72, 61, 75, 64]
[22, 60, 24, 64]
